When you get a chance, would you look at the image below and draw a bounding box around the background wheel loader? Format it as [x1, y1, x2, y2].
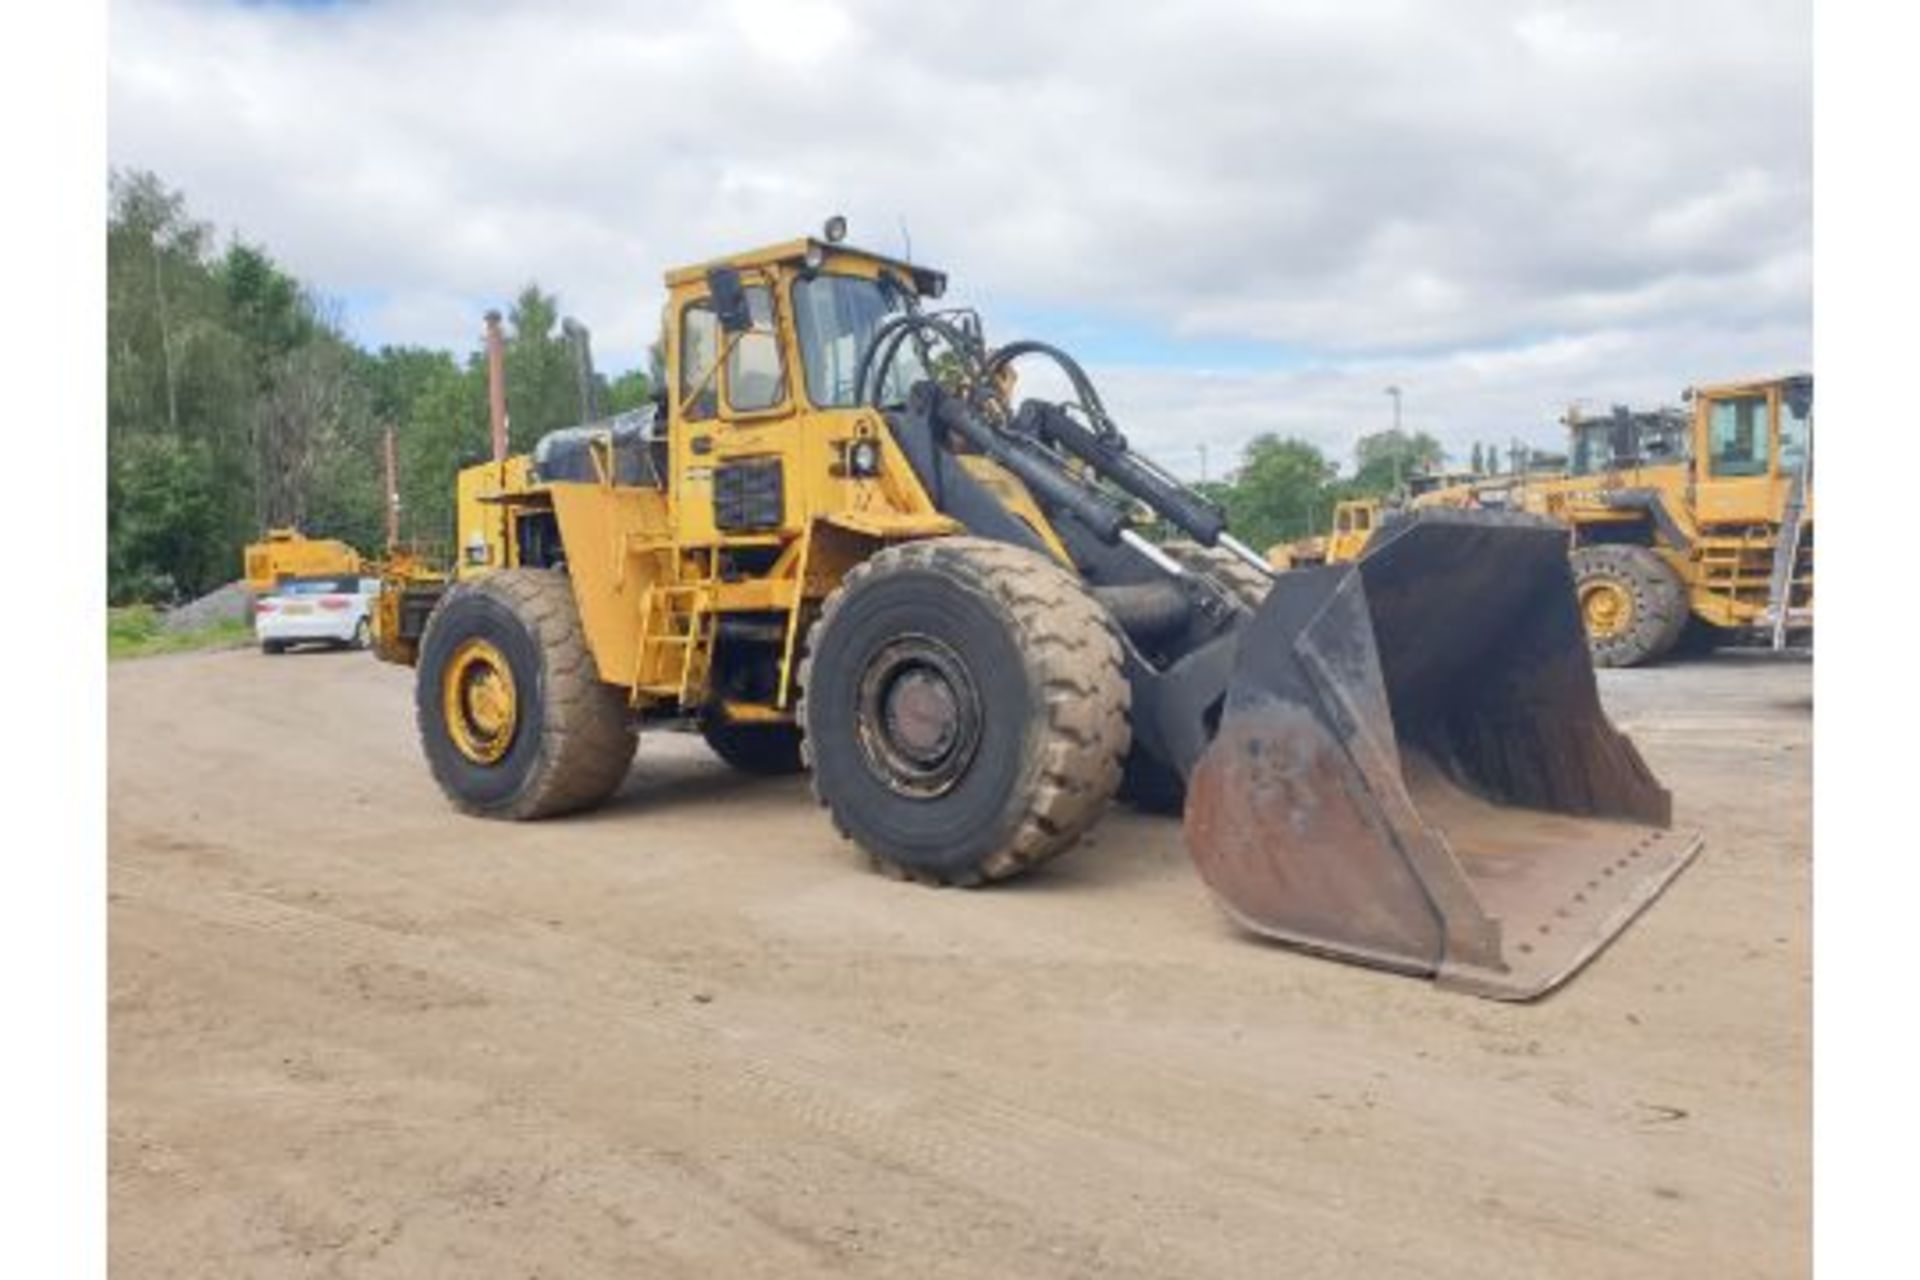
[375, 223, 1700, 998]
[1538, 377, 1813, 665]
[1264, 376, 1813, 667]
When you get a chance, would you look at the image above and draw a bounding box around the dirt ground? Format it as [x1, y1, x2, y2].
[108, 646, 1810, 1279]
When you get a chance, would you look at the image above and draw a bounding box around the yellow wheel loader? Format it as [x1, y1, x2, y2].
[1543, 377, 1813, 666]
[377, 225, 1699, 998]
[1262, 377, 1813, 668]
[1268, 499, 1382, 569]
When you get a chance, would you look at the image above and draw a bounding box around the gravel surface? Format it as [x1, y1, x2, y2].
[159, 581, 252, 633]
[109, 646, 1810, 1279]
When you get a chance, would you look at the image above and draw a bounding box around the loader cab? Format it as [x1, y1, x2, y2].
[1326, 500, 1379, 562]
[1687, 375, 1813, 526]
[1566, 407, 1690, 478]
[660, 237, 948, 547]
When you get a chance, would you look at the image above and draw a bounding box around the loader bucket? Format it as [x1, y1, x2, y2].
[1183, 511, 1701, 999]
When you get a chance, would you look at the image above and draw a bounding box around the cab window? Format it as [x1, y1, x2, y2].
[1779, 395, 1810, 476]
[1336, 509, 1352, 533]
[725, 285, 786, 413]
[792, 272, 917, 407]
[1707, 395, 1768, 477]
[1354, 506, 1372, 531]
[680, 302, 719, 422]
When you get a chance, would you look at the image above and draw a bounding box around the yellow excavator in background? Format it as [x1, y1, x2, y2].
[372, 223, 1700, 999]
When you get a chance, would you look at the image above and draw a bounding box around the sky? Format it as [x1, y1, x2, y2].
[107, 0, 1811, 477]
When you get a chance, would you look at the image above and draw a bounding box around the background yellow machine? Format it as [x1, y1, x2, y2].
[1268, 499, 1382, 569]
[374, 224, 1699, 998]
[1267, 375, 1813, 667]
[242, 528, 363, 593]
[1529, 376, 1812, 665]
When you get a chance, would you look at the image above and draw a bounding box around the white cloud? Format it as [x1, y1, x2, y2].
[108, 0, 1810, 468]
[1088, 320, 1812, 478]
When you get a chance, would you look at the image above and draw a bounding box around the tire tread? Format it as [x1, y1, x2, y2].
[797, 537, 1129, 885]
[416, 569, 636, 819]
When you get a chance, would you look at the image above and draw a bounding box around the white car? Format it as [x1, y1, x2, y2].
[255, 575, 377, 654]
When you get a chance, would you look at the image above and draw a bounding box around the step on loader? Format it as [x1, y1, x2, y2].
[377, 223, 1701, 998]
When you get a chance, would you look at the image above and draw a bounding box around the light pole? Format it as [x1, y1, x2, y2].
[1384, 385, 1404, 493]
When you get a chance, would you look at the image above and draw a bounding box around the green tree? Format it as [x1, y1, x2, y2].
[603, 368, 654, 416]
[107, 169, 390, 598]
[504, 285, 581, 448]
[1216, 435, 1337, 550]
[396, 355, 490, 550]
[108, 170, 260, 595]
[1351, 428, 1445, 496]
[108, 435, 228, 602]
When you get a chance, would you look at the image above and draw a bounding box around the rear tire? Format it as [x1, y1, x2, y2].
[1571, 545, 1689, 668]
[799, 537, 1130, 885]
[703, 721, 805, 776]
[262, 640, 287, 656]
[415, 569, 637, 819]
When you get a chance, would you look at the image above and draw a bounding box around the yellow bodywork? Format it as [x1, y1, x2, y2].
[1266, 376, 1813, 637]
[1486, 376, 1812, 632]
[367, 546, 447, 665]
[385, 237, 1060, 727]
[1267, 499, 1379, 569]
[243, 528, 363, 592]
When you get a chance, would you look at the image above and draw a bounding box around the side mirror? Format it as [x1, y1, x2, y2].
[707, 267, 753, 334]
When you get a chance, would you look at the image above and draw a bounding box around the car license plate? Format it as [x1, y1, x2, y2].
[282, 603, 313, 615]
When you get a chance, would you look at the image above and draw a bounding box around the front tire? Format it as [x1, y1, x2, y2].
[415, 569, 637, 819]
[798, 538, 1130, 885]
[1571, 544, 1689, 667]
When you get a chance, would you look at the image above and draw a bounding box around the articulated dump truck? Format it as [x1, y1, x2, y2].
[375, 226, 1700, 998]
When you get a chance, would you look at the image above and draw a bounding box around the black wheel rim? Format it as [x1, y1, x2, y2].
[854, 634, 983, 798]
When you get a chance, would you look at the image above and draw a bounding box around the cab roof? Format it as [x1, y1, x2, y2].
[663, 237, 947, 299]
[1688, 372, 1813, 400]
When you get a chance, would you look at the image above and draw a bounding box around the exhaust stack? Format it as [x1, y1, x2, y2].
[484, 310, 509, 464]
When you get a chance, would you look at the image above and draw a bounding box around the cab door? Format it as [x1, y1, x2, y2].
[668, 275, 799, 546]
[1692, 386, 1782, 527]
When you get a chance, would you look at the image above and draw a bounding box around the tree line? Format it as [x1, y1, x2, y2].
[107, 170, 649, 603]
[108, 171, 1516, 601]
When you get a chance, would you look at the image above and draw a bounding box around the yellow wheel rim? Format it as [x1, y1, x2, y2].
[1580, 578, 1634, 640]
[442, 638, 519, 764]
